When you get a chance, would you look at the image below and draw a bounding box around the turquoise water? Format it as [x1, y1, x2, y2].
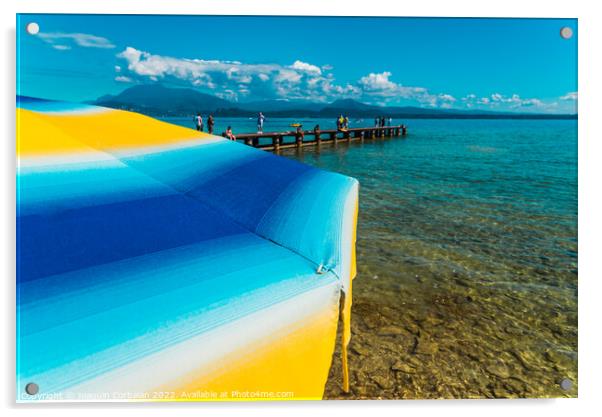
[286, 118, 577, 290]
[164, 116, 578, 398]
[161, 116, 384, 136]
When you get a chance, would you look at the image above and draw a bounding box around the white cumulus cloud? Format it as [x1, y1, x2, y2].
[117, 46, 366, 102]
[459, 92, 574, 113]
[357, 71, 441, 105]
[290, 60, 322, 75]
[114, 46, 562, 112]
[561, 92, 578, 101]
[115, 75, 133, 83]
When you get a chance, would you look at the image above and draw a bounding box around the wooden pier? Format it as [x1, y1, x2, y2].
[222, 125, 407, 151]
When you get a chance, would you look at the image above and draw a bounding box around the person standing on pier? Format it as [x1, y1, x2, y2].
[344, 115, 349, 129]
[194, 113, 204, 132]
[387, 117, 392, 126]
[295, 125, 305, 143]
[374, 117, 379, 127]
[257, 112, 265, 133]
[337, 114, 345, 131]
[207, 114, 215, 134]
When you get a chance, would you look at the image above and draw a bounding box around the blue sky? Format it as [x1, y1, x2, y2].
[17, 14, 578, 113]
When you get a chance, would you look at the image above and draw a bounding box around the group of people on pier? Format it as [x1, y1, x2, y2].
[335, 115, 394, 131]
[195, 111, 402, 143]
[193, 113, 215, 134]
[375, 116, 393, 128]
[336, 115, 350, 130]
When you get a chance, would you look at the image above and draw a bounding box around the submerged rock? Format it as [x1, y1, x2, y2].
[372, 375, 395, 390]
[413, 337, 439, 355]
[510, 349, 536, 371]
[454, 295, 473, 304]
[485, 362, 511, 379]
[404, 322, 421, 335]
[545, 349, 574, 369]
[504, 325, 523, 335]
[378, 325, 404, 336]
[391, 361, 416, 374]
[351, 344, 371, 356]
[504, 377, 527, 393]
[492, 387, 511, 398]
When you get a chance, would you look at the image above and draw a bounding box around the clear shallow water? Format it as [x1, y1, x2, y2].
[166, 117, 578, 398]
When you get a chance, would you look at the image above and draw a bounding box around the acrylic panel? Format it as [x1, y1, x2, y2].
[16, 14, 577, 401]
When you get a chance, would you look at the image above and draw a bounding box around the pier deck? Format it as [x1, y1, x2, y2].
[222, 125, 407, 151]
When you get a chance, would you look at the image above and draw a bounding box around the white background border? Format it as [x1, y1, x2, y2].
[2, 1, 600, 416]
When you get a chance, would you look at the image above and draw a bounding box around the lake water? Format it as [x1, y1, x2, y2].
[161, 115, 385, 137]
[162, 116, 578, 399]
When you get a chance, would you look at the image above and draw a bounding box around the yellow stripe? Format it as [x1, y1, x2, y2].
[341, 192, 359, 392]
[350, 193, 358, 280]
[17, 109, 99, 156]
[153, 306, 340, 400]
[17, 108, 211, 156]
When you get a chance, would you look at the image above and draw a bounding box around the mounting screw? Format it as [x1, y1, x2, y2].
[560, 27, 573, 40]
[25, 382, 39, 396]
[560, 378, 573, 391]
[26, 22, 40, 35]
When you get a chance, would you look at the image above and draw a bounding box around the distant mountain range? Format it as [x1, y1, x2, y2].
[92, 84, 577, 120]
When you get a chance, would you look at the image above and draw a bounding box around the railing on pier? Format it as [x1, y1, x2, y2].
[222, 125, 408, 151]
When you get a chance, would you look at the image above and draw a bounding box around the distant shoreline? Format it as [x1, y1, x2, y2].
[156, 113, 578, 120]
[88, 85, 578, 121]
[149, 110, 577, 120]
